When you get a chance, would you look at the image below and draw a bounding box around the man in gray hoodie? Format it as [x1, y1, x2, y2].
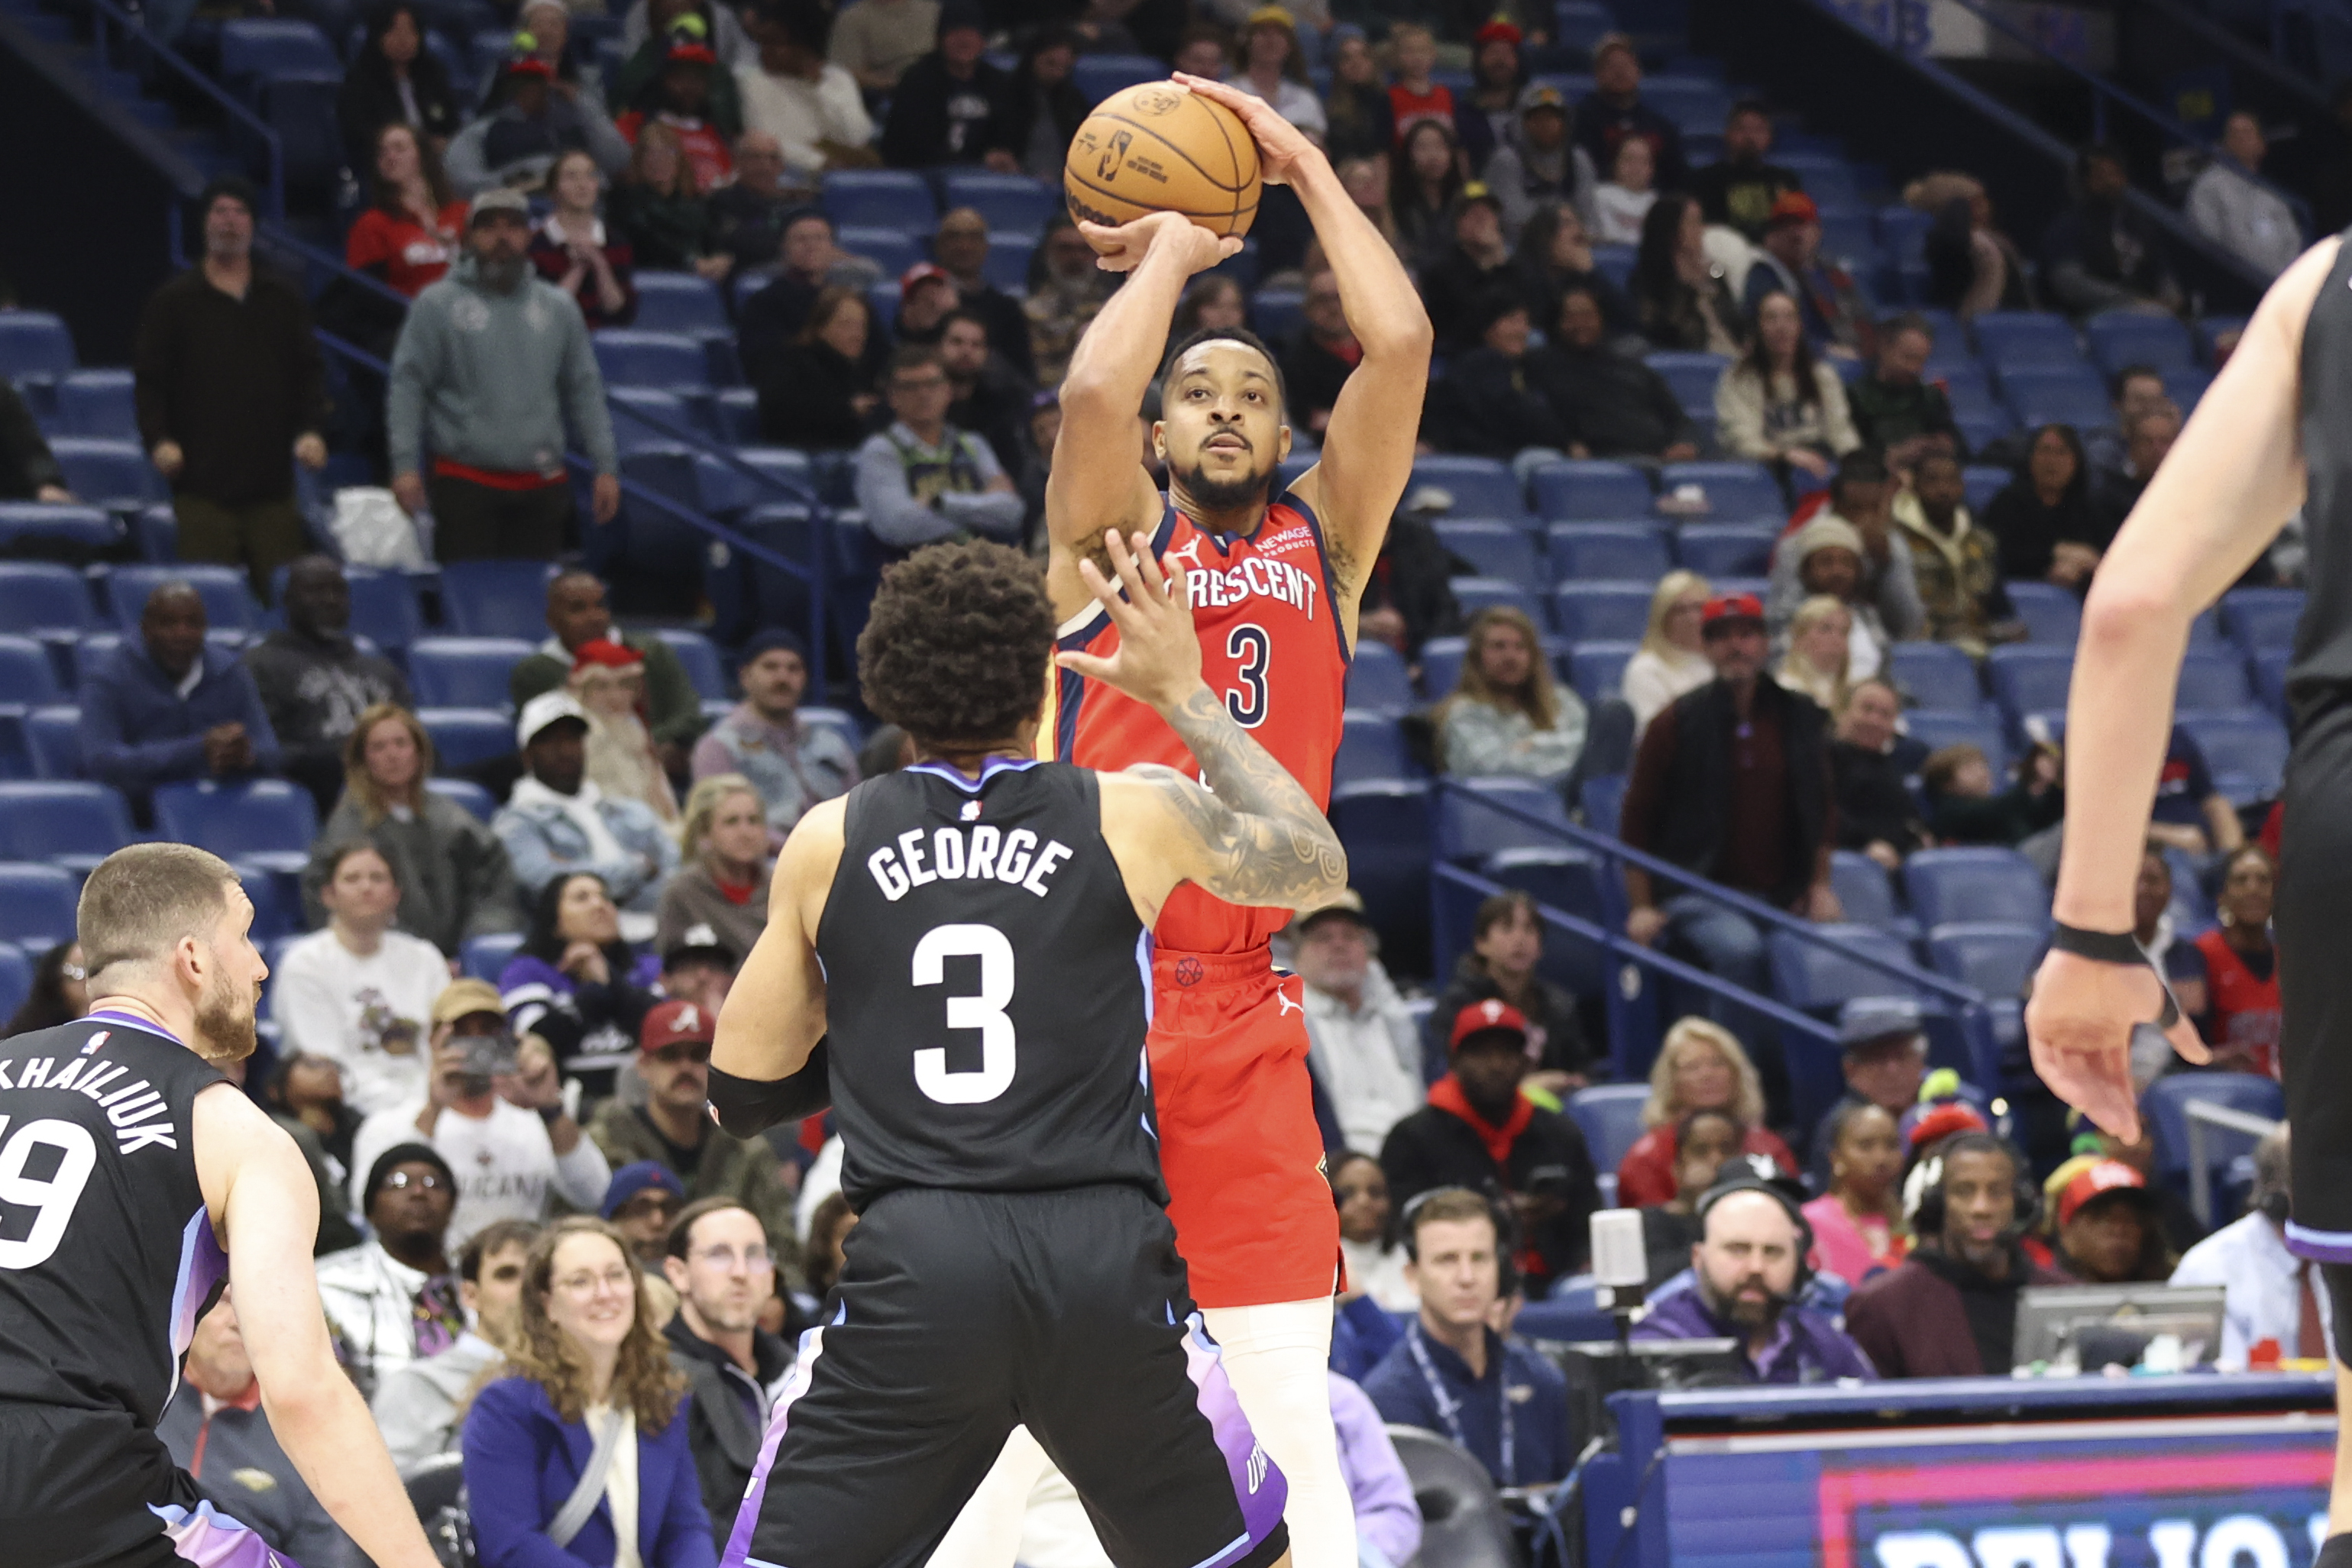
[387, 188, 620, 562]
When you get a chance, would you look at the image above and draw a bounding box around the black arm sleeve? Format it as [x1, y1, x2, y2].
[707, 1040, 831, 1138]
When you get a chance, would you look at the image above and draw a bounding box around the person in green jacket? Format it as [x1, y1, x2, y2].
[510, 568, 707, 770]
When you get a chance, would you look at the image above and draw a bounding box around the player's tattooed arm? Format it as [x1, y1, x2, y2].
[1137, 692, 1347, 907]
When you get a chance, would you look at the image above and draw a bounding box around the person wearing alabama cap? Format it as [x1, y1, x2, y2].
[491, 687, 680, 942]
[1376, 997, 1602, 1293]
[2051, 1159, 2172, 1283]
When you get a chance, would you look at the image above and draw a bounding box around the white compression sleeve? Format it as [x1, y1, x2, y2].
[1202, 1297, 1356, 1568]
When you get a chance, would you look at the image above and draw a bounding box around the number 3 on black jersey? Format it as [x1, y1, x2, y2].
[1225, 624, 1270, 728]
[911, 924, 1016, 1104]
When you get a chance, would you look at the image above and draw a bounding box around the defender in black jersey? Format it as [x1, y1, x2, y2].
[2022, 231, 2352, 1560]
[0, 844, 438, 1568]
[708, 535, 1349, 1568]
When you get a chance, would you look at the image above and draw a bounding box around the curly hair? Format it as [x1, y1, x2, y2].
[856, 539, 1055, 748]
[506, 1217, 684, 1432]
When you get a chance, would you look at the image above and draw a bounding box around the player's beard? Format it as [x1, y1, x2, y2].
[193, 954, 259, 1064]
[1174, 454, 1273, 513]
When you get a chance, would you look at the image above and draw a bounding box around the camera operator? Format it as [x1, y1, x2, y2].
[348, 979, 611, 1251]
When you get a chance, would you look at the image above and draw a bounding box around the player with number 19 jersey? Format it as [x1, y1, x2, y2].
[1041, 490, 1348, 1308]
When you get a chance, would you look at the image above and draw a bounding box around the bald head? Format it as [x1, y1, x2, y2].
[545, 570, 609, 651]
[141, 583, 208, 681]
[283, 554, 351, 639]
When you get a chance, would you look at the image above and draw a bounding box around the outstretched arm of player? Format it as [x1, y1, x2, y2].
[1176, 73, 1432, 614]
[192, 1086, 442, 1568]
[2027, 238, 2334, 1142]
[1069, 529, 1347, 914]
[709, 803, 838, 1127]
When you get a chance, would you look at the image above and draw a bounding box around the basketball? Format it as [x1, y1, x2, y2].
[1063, 82, 1261, 241]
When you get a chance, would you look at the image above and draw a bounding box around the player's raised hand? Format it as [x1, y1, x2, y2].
[2023, 946, 2209, 1144]
[1055, 528, 1203, 712]
[1078, 210, 1242, 275]
[1173, 72, 1315, 185]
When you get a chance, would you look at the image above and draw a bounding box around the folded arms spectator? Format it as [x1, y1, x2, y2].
[854, 344, 1024, 549]
[690, 629, 857, 837]
[80, 580, 282, 813]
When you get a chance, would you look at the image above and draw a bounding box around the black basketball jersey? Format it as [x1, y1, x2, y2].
[2288, 231, 2352, 724]
[0, 1015, 228, 1428]
[814, 757, 1163, 1209]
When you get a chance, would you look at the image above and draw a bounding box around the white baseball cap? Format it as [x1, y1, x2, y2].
[516, 690, 589, 748]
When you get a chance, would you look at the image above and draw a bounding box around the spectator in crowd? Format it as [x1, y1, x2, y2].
[388, 188, 620, 559]
[1614, 1017, 1799, 1205]
[1292, 891, 1425, 1158]
[1173, 276, 1249, 341]
[315, 1143, 465, 1399]
[1435, 605, 1588, 784]
[1381, 1001, 1602, 1291]
[854, 344, 1025, 550]
[1001, 28, 1086, 183]
[1623, 570, 1716, 737]
[1577, 33, 1687, 191]
[1897, 450, 2013, 656]
[938, 310, 1029, 471]
[1846, 315, 1961, 464]
[0, 379, 69, 501]
[80, 581, 280, 816]
[735, 0, 874, 178]
[1633, 1177, 1876, 1382]
[1529, 285, 1700, 461]
[2085, 364, 2170, 485]
[1354, 490, 1467, 662]
[499, 0, 613, 124]
[1982, 423, 2106, 587]
[1621, 593, 1841, 1011]
[738, 211, 884, 386]
[1422, 293, 1568, 457]
[932, 208, 1037, 377]
[1514, 203, 1637, 340]
[1393, 118, 1467, 260]
[493, 695, 681, 939]
[2147, 722, 2244, 858]
[570, 640, 678, 825]
[604, 1162, 688, 1273]
[373, 1218, 539, 1470]
[500, 870, 666, 1083]
[303, 703, 522, 955]
[610, 123, 730, 277]
[1741, 193, 1874, 359]
[1769, 452, 1923, 654]
[1807, 996, 1930, 1176]
[1171, 21, 1232, 80]
[1832, 677, 1930, 869]
[338, 2, 462, 169]
[1383, 22, 1455, 144]
[348, 981, 611, 1250]
[880, 2, 1013, 169]
[1428, 890, 1591, 1093]
[2196, 845, 2282, 1078]
[1335, 1153, 1415, 1311]
[693, 629, 858, 837]
[272, 841, 449, 1117]
[1229, 6, 1325, 136]
[2189, 112, 2304, 280]
[894, 261, 960, 348]
[614, 29, 736, 193]
[1335, 154, 1409, 262]
[134, 178, 328, 597]
[1636, 1107, 1741, 1291]
[1910, 170, 2037, 317]
[244, 556, 412, 813]
[2092, 404, 2182, 542]
[1454, 17, 1525, 171]
[1716, 291, 1860, 482]
[448, 49, 632, 196]
[2130, 844, 2210, 1088]
[1483, 85, 1597, 238]
[755, 284, 882, 448]
[658, 926, 739, 1017]
[261, 1053, 364, 1256]
[706, 132, 806, 280]
[655, 775, 773, 960]
[621, 0, 754, 78]
[2172, 1127, 2329, 1368]
[1689, 100, 1803, 241]
[1362, 1188, 1572, 1487]
[1847, 1132, 2067, 1376]
[1280, 268, 1360, 436]
[1328, 1374, 1423, 1568]
[161, 1292, 361, 1568]
[1634, 193, 1745, 355]
[1920, 742, 2064, 847]
[2053, 1159, 2174, 1285]
[1775, 593, 1853, 711]
[1593, 136, 1659, 247]
[2040, 144, 2182, 318]
[662, 1198, 794, 1528]
[1803, 1101, 1907, 1286]
[462, 1218, 717, 1568]
[347, 123, 467, 300]
[529, 147, 636, 328]
[1422, 189, 1521, 353]
[512, 571, 706, 768]
[1321, 26, 1393, 162]
[2, 939, 88, 1037]
[828, 0, 940, 95]
[1025, 219, 1117, 385]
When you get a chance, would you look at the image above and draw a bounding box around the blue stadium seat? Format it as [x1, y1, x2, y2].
[1887, 642, 1984, 714]
[1412, 457, 1526, 519]
[1344, 640, 1413, 716]
[607, 387, 694, 452]
[1901, 710, 2010, 772]
[1578, 772, 1625, 836]
[712, 388, 760, 446]
[0, 781, 135, 870]
[153, 779, 319, 865]
[2174, 648, 2254, 713]
[461, 931, 525, 982]
[1551, 583, 1655, 642]
[48, 438, 165, 508]
[593, 331, 712, 393]
[2004, 580, 2082, 645]
[1672, 523, 1776, 579]
[834, 226, 923, 280]
[1531, 461, 1652, 522]
[821, 170, 936, 232]
[1829, 850, 1904, 929]
[1545, 522, 1671, 584]
[258, 73, 344, 199]
[238, 863, 299, 942]
[940, 172, 1059, 235]
[1435, 779, 1569, 862]
[1954, 408, 2017, 453]
[1331, 779, 1432, 959]
[2223, 587, 2304, 653]
[1482, 845, 1609, 994]
[1962, 465, 2011, 516]
[0, 635, 63, 706]
[2141, 1072, 2282, 1195]
[24, 706, 78, 778]
[2084, 313, 2195, 376]
[1434, 520, 1542, 584]
[1567, 1083, 1651, 1175]
[52, 370, 137, 439]
[218, 18, 339, 89]
[425, 777, 497, 821]
[0, 864, 78, 951]
[1335, 710, 1412, 784]
[627, 271, 730, 336]
[1971, 312, 2083, 370]
[104, 564, 264, 635]
[440, 561, 558, 638]
[652, 629, 727, 701]
[0, 310, 76, 383]
[982, 233, 1037, 292]
[266, 564, 425, 651]
[1451, 577, 1546, 626]
[409, 639, 534, 710]
[1768, 923, 1921, 1010]
[1985, 645, 2072, 719]
[1658, 461, 1782, 523]
[2179, 711, 2289, 799]
[1645, 351, 1730, 422]
[2163, 369, 2211, 413]
[0, 941, 27, 1025]
[1566, 641, 1635, 706]
[419, 707, 516, 769]
[1071, 53, 1163, 102]
[1903, 848, 2048, 929]
[2252, 647, 2289, 718]
[1926, 921, 2045, 1001]
[2001, 370, 2113, 432]
[0, 564, 94, 647]
[1250, 287, 1305, 344]
[1418, 637, 1467, 702]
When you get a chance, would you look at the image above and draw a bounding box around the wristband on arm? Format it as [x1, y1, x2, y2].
[2049, 922, 2183, 1030]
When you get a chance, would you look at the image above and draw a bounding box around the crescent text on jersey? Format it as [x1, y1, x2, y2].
[1182, 552, 1320, 621]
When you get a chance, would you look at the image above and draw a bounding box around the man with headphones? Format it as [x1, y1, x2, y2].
[1632, 1157, 1875, 1383]
[2171, 1126, 2335, 1369]
[1846, 1131, 2069, 1377]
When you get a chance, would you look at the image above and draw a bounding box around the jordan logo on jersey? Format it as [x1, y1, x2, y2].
[1183, 553, 1320, 620]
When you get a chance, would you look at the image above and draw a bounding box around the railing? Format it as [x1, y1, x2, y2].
[2185, 1096, 2280, 1228]
[86, 0, 284, 218]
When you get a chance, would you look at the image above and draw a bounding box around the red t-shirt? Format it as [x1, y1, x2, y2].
[345, 202, 467, 297]
[2195, 928, 2282, 1078]
[1389, 81, 1457, 144]
[616, 109, 734, 193]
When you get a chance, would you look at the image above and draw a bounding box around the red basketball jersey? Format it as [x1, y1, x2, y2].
[1045, 493, 1351, 953]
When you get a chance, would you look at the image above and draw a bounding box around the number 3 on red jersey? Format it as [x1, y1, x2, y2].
[1225, 624, 1270, 728]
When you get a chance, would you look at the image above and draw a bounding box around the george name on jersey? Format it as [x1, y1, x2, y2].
[869, 825, 1074, 902]
[0, 1055, 180, 1153]
[1183, 552, 1318, 621]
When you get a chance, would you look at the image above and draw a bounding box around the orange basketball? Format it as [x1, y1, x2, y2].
[1063, 82, 1261, 241]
